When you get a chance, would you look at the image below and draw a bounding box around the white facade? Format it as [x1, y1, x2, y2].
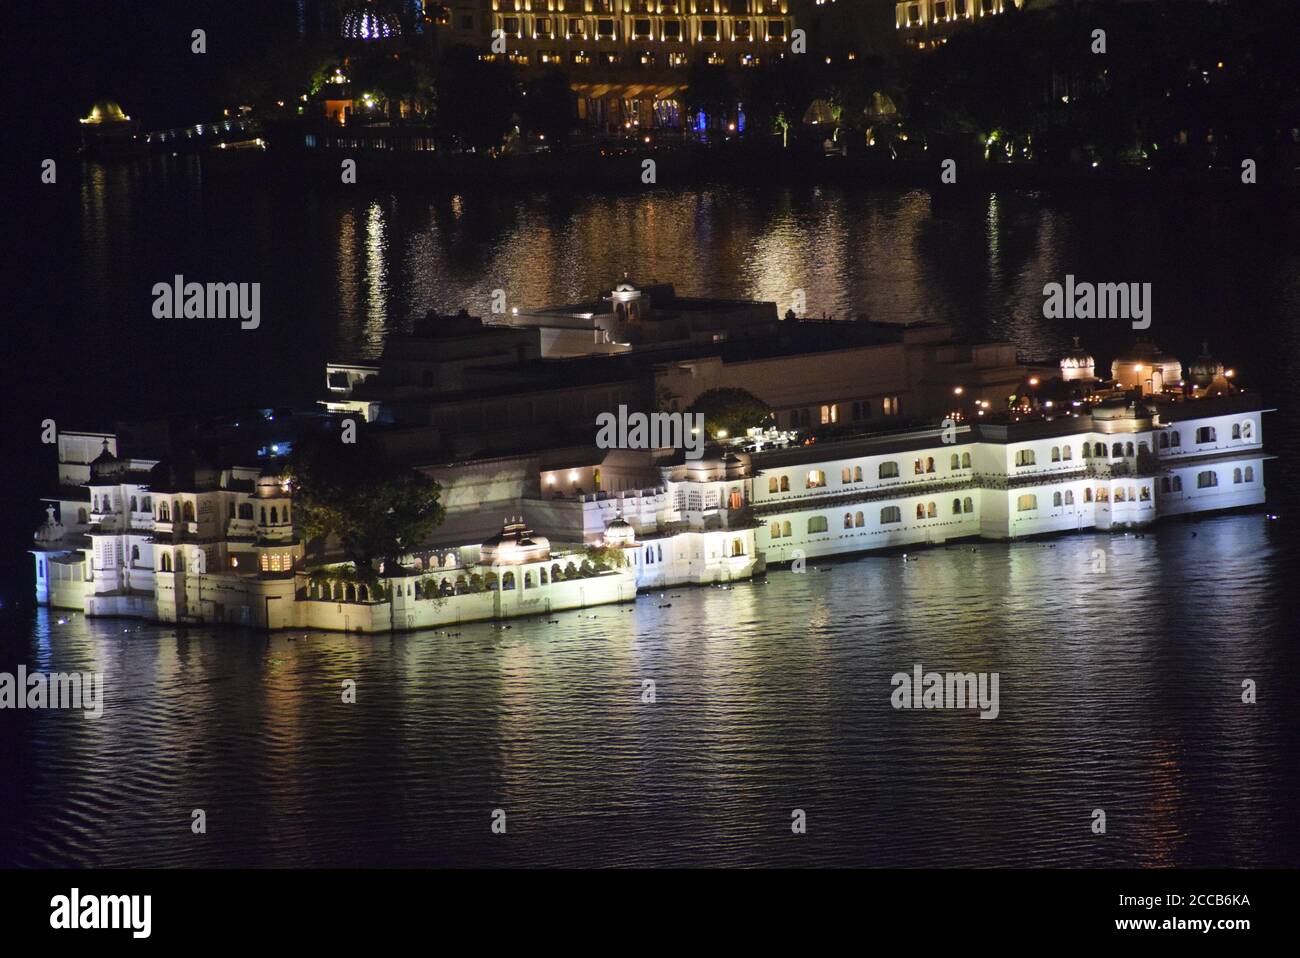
[746, 397, 1269, 563]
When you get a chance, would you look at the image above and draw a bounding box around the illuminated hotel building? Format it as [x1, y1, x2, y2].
[488, 1, 795, 130]
[895, 0, 1025, 48]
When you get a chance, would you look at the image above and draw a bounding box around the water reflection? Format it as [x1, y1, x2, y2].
[6, 517, 1299, 868]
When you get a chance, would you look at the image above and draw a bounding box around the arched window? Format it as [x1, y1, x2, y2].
[1017, 494, 1038, 512]
[952, 498, 962, 515]
[1140, 486, 1151, 501]
[1053, 491, 1062, 507]
[183, 501, 195, 522]
[260, 507, 267, 525]
[1170, 431, 1181, 448]
[1242, 421, 1254, 441]
[914, 459, 925, 476]
[358, 585, 369, 601]
[961, 452, 971, 469]
[129, 496, 138, 512]
[1197, 470, 1218, 488]
[160, 552, 172, 572]
[1064, 490, 1074, 505]
[1173, 476, 1183, 491]
[1063, 445, 1072, 461]
[158, 502, 170, 521]
[1051, 446, 1060, 462]
[843, 513, 853, 529]
[807, 516, 828, 534]
[414, 581, 424, 599]
[854, 512, 864, 527]
[841, 468, 852, 484]
[1233, 468, 1242, 484]
[1245, 466, 1255, 482]
[854, 466, 863, 482]
[503, 571, 516, 590]
[524, 571, 535, 588]
[1094, 442, 1106, 458]
[131, 544, 140, 562]
[926, 502, 937, 519]
[916, 503, 926, 520]
[1111, 443, 1123, 458]
[77, 507, 88, 524]
[270, 507, 278, 525]
[926, 457, 935, 473]
[540, 568, 548, 584]
[770, 522, 781, 538]
[1125, 442, 1135, 457]
[963, 497, 973, 513]
[780, 476, 790, 492]
[731, 539, 745, 557]
[1114, 488, 1126, 502]
[1196, 427, 1216, 444]
[879, 461, 899, 479]
[769, 477, 779, 493]
[1159, 432, 1169, 449]
[805, 470, 826, 489]
[1015, 449, 1036, 466]
[781, 521, 791, 537]
[1085, 488, 1093, 502]
[1082, 444, 1091, 459]
[880, 506, 901, 524]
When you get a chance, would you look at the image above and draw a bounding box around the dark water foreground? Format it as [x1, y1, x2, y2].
[4, 516, 1299, 868]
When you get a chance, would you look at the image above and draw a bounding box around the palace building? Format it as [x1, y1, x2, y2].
[34, 328, 1269, 632]
[486, 0, 796, 131]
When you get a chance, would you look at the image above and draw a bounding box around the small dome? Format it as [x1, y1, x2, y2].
[603, 515, 636, 546]
[480, 516, 551, 565]
[1060, 337, 1095, 381]
[1186, 341, 1225, 388]
[89, 439, 122, 480]
[82, 100, 130, 125]
[342, 6, 400, 40]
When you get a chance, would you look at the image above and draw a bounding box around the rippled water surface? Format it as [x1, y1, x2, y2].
[7, 161, 1300, 866]
[6, 519, 1300, 867]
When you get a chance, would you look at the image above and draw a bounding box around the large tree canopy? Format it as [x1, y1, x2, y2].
[686, 388, 773, 440]
[285, 429, 445, 575]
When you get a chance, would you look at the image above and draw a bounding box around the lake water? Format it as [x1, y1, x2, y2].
[5, 157, 1300, 866]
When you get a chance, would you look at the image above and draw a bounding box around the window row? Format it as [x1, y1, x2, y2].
[771, 498, 976, 537]
[764, 452, 972, 493]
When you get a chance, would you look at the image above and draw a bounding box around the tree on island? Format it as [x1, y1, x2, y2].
[686, 388, 773, 440]
[683, 59, 738, 134]
[434, 44, 517, 153]
[520, 69, 577, 148]
[285, 429, 445, 576]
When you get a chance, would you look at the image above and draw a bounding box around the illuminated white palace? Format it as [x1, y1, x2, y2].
[33, 339, 1269, 633]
